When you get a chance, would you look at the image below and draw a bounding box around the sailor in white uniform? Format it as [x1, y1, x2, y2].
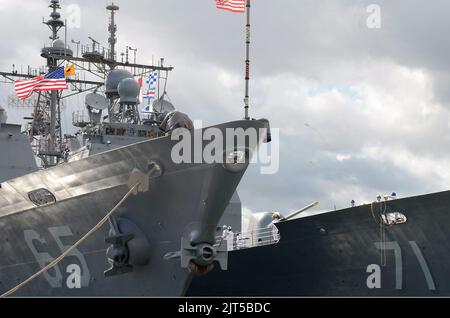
[221, 225, 229, 240]
[236, 233, 246, 249]
[221, 226, 234, 251]
[267, 212, 281, 242]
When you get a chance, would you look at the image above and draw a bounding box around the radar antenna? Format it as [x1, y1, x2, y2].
[107, 3, 120, 63]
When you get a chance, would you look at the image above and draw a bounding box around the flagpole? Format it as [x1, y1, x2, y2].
[244, 0, 251, 120]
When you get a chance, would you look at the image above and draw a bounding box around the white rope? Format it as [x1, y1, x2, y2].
[370, 200, 388, 267]
[0, 183, 140, 298]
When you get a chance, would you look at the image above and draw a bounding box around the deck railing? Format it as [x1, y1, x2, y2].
[216, 226, 280, 251]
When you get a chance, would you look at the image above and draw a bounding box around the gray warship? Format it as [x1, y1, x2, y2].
[1, 1, 450, 297]
[0, 1, 269, 296]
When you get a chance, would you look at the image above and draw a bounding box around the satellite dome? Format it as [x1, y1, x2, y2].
[118, 78, 140, 105]
[41, 38, 73, 58]
[152, 98, 175, 114]
[105, 69, 133, 98]
[52, 39, 65, 48]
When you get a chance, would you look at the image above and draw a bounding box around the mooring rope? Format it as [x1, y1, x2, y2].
[370, 200, 388, 266]
[370, 200, 387, 225]
[0, 183, 140, 298]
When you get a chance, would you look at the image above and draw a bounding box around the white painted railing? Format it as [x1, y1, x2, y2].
[216, 226, 280, 251]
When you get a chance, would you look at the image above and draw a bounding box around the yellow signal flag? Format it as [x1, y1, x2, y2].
[64, 64, 76, 77]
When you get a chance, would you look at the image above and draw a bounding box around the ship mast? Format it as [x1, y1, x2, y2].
[244, 0, 251, 120]
[107, 3, 119, 65]
[106, 3, 119, 120]
[44, 0, 65, 166]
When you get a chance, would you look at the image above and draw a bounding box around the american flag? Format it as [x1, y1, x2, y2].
[15, 67, 67, 100]
[216, 0, 246, 13]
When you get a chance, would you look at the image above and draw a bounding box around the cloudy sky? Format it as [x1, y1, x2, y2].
[1, 0, 450, 216]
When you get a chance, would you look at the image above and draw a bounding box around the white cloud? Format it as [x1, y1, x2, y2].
[336, 154, 352, 162]
[361, 146, 450, 190]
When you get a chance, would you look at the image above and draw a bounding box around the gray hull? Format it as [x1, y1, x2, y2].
[0, 119, 266, 296]
[188, 190, 450, 296]
[0, 124, 38, 183]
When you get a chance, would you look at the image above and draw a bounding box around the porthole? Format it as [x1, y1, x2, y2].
[28, 188, 56, 206]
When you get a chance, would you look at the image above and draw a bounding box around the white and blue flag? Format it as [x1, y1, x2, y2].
[142, 71, 158, 113]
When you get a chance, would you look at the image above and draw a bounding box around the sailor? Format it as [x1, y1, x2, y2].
[236, 233, 246, 249]
[383, 192, 397, 201]
[267, 212, 281, 242]
[376, 194, 382, 202]
[221, 225, 234, 250]
[226, 226, 235, 251]
[221, 225, 230, 240]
